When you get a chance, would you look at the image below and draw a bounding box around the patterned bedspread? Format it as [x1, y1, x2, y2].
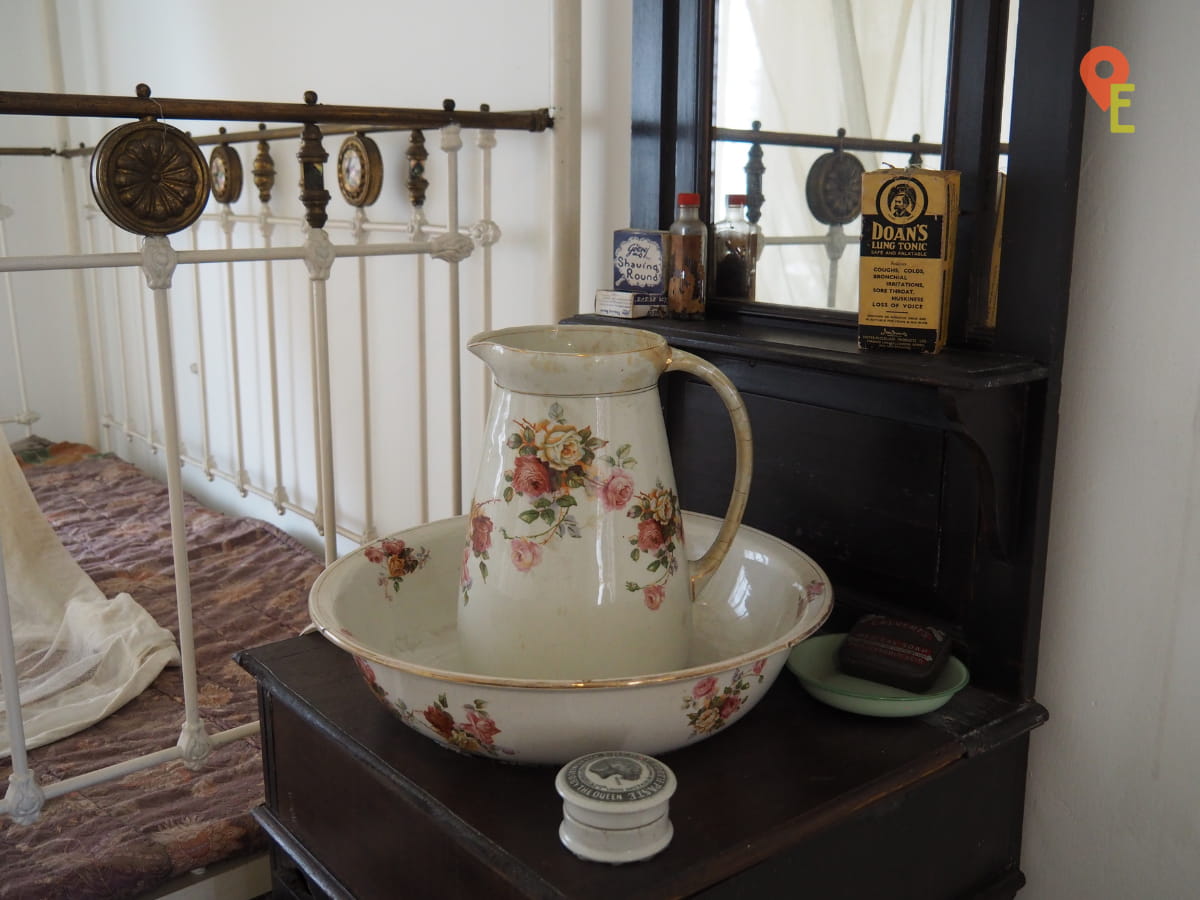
[0, 440, 323, 899]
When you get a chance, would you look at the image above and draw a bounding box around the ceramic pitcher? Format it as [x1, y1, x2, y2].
[458, 324, 752, 680]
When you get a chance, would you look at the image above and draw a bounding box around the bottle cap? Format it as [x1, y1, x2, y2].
[555, 750, 677, 864]
[725, 193, 747, 205]
[677, 192, 701, 206]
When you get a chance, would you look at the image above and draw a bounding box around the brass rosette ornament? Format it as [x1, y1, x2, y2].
[91, 117, 210, 235]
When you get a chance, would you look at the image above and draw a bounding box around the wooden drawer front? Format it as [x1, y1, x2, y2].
[265, 698, 547, 900]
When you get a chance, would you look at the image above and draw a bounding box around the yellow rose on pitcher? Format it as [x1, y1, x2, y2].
[536, 423, 587, 471]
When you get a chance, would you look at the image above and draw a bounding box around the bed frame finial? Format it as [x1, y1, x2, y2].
[407, 129, 428, 210]
[254, 124, 276, 204]
[297, 92, 330, 229]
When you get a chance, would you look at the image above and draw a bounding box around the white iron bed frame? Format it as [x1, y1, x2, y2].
[0, 10, 581, 855]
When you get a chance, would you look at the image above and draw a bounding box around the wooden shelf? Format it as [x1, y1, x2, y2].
[567, 314, 1048, 392]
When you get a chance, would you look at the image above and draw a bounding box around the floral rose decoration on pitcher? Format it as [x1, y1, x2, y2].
[460, 500, 496, 604]
[461, 402, 645, 603]
[624, 480, 683, 609]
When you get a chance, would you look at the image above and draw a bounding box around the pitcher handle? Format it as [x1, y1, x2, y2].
[664, 348, 753, 596]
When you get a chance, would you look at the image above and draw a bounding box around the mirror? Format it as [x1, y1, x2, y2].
[712, 1, 953, 311]
[711, 0, 1018, 313]
[630, 0, 1017, 334]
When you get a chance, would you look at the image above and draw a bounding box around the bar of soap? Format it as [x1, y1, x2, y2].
[837, 614, 952, 693]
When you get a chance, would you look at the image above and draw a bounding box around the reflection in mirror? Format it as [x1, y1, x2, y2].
[712, 0, 955, 311]
[998, 0, 1020, 157]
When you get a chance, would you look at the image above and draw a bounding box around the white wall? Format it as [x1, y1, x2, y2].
[1021, 1, 1200, 897]
[1, 0, 632, 550]
[0, 2, 90, 444]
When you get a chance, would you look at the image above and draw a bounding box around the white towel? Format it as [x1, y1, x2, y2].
[0, 440, 179, 759]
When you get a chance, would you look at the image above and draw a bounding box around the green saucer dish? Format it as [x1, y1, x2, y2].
[786, 633, 969, 718]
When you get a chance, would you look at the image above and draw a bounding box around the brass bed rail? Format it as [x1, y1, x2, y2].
[0, 86, 552, 133]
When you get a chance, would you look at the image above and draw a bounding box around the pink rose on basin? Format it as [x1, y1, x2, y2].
[693, 676, 718, 700]
[462, 708, 501, 745]
[720, 694, 744, 719]
[380, 538, 406, 557]
[600, 469, 635, 511]
[363, 538, 406, 566]
[512, 455, 553, 498]
[510, 538, 543, 572]
[643, 584, 666, 610]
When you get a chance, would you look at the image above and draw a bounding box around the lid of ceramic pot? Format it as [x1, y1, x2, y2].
[555, 750, 677, 864]
[555, 750, 677, 828]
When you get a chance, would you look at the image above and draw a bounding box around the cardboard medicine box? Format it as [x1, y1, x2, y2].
[594, 289, 667, 319]
[612, 229, 668, 294]
[857, 169, 960, 353]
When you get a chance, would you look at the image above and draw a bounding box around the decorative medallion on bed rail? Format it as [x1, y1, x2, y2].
[337, 132, 383, 207]
[89, 84, 210, 235]
[208, 129, 243, 205]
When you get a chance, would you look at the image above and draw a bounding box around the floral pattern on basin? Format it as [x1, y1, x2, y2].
[355, 658, 516, 758]
[683, 659, 768, 737]
[313, 510, 836, 764]
[462, 402, 644, 602]
[363, 537, 430, 598]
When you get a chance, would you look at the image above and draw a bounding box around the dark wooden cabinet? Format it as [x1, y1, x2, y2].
[236, 317, 1061, 898]
[238, 632, 1045, 899]
[237, 311, 1070, 900]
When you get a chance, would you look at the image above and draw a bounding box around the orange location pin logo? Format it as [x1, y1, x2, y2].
[1080, 46, 1130, 111]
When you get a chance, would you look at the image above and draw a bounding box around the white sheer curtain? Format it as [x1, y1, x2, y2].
[0, 440, 179, 758]
[714, 0, 952, 310]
